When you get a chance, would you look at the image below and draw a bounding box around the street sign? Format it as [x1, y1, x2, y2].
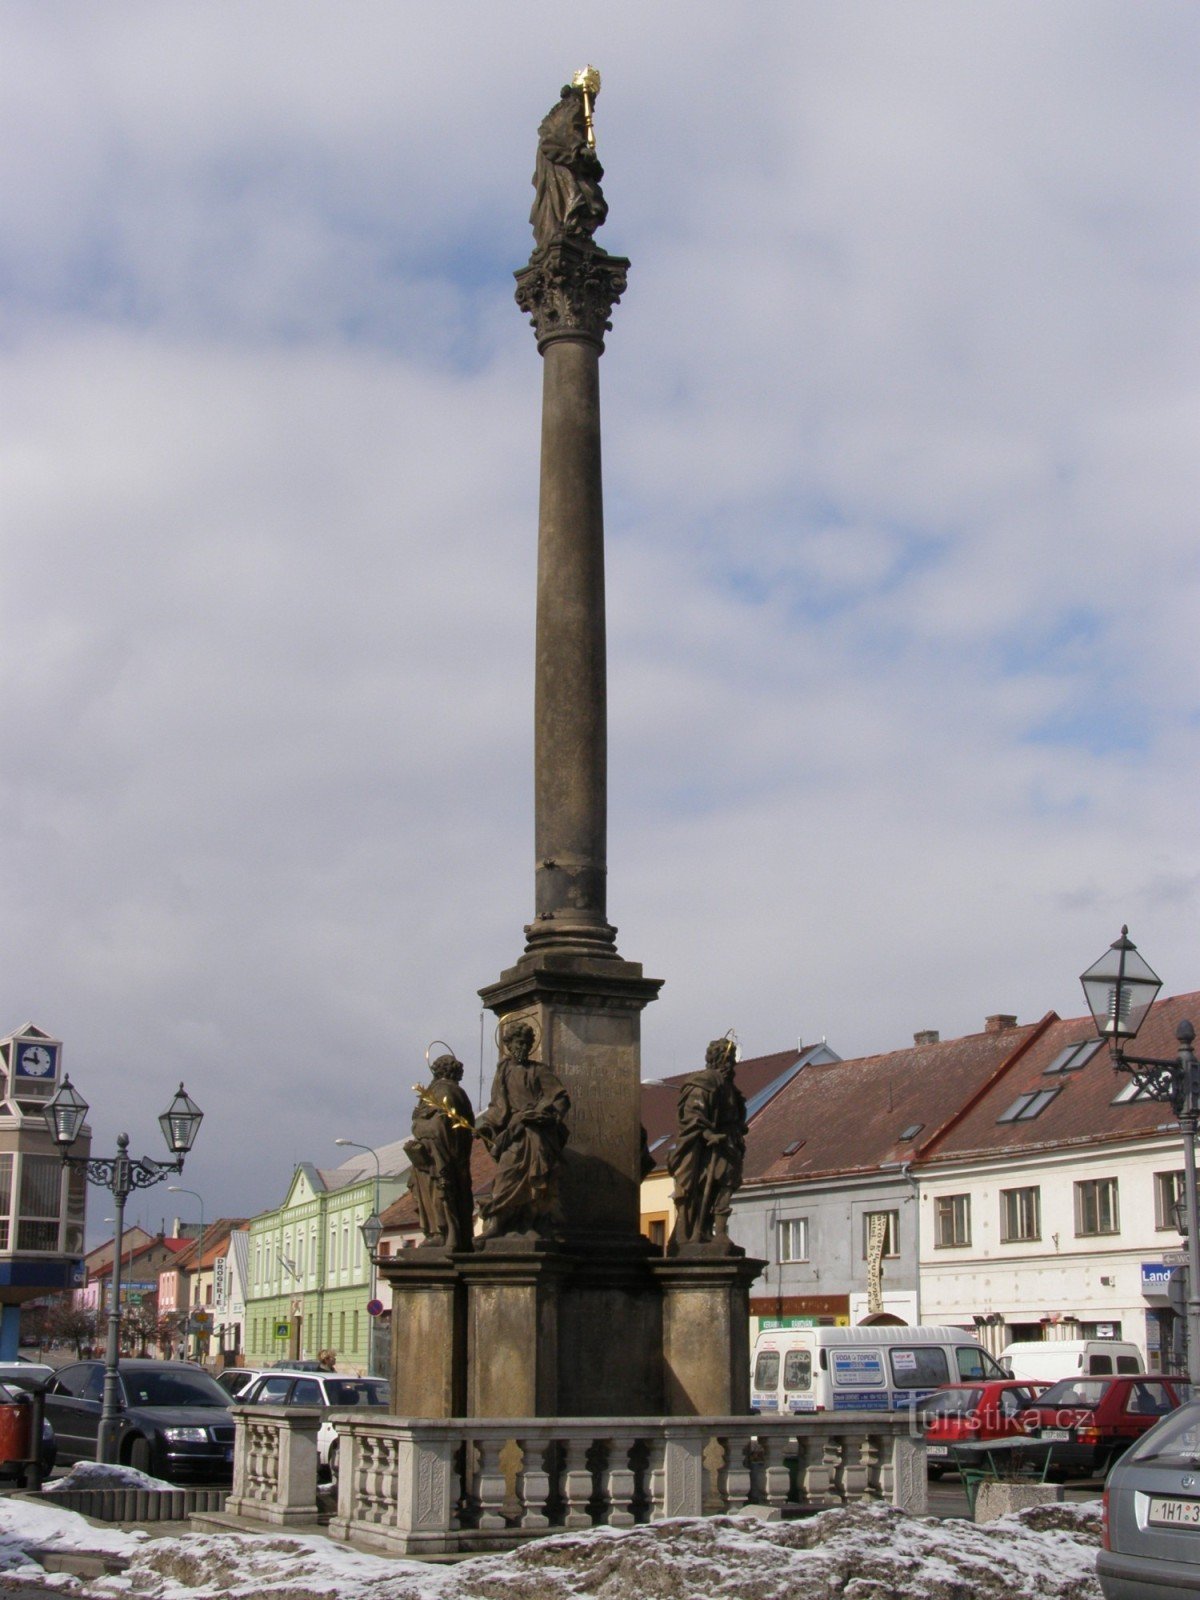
[127, 1292, 143, 1307]
[367, 1298, 383, 1317]
[274, 1320, 290, 1339]
[1163, 1250, 1190, 1267]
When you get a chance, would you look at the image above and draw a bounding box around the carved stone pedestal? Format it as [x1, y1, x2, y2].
[379, 1251, 464, 1418]
[652, 1255, 764, 1416]
[478, 954, 661, 1252]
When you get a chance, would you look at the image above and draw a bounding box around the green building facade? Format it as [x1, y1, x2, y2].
[243, 1142, 409, 1373]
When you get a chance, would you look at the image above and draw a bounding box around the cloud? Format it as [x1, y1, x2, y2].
[0, 0, 1197, 1230]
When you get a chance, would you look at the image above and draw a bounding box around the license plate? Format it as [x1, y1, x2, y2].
[926, 1445, 948, 1457]
[1149, 1497, 1200, 1527]
[1040, 1429, 1070, 1441]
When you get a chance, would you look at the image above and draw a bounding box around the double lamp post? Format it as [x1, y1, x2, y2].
[43, 1075, 203, 1463]
[1080, 928, 1200, 1384]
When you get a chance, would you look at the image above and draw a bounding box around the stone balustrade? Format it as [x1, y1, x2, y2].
[231, 1410, 926, 1555]
[226, 1406, 322, 1525]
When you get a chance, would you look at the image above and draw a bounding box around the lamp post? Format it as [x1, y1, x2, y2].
[43, 1078, 202, 1462]
[1080, 928, 1200, 1383]
[167, 1186, 205, 1361]
[333, 1138, 383, 1376]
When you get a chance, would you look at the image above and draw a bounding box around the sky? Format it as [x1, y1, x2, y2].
[2, 2, 1197, 1239]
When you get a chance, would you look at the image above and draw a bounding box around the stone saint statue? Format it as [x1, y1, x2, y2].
[405, 1054, 476, 1253]
[667, 1038, 748, 1249]
[475, 1020, 570, 1239]
[530, 80, 608, 249]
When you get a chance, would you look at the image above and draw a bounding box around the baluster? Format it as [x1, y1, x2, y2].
[701, 1436, 725, 1514]
[647, 1433, 668, 1520]
[760, 1433, 792, 1513]
[605, 1433, 636, 1527]
[860, 1432, 884, 1498]
[476, 1436, 509, 1531]
[561, 1435, 594, 1529]
[520, 1435, 551, 1531]
[796, 1431, 832, 1504]
[724, 1431, 752, 1513]
[840, 1430, 866, 1500]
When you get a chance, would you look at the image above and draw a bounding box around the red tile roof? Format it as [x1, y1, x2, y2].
[742, 1018, 1052, 1185]
[921, 991, 1200, 1163]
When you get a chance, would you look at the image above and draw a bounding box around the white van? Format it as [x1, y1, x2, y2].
[750, 1324, 1006, 1416]
[998, 1339, 1144, 1384]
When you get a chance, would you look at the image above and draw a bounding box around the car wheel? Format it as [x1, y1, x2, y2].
[128, 1436, 154, 1475]
[927, 1465, 945, 1480]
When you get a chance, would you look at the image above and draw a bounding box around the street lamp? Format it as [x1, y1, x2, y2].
[1080, 928, 1200, 1383]
[167, 1186, 205, 1361]
[334, 1138, 382, 1376]
[43, 1078, 202, 1462]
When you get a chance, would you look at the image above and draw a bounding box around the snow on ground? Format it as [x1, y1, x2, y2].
[42, 1462, 173, 1493]
[0, 1498, 1102, 1599]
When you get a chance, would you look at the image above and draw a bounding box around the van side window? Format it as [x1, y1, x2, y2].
[1116, 1356, 1140, 1374]
[889, 1348, 949, 1388]
[1088, 1355, 1113, 1375]
[956, 1347, 986, 1380]
[753, 1351, 780, 1391]
[783, 1350, 811, 1392]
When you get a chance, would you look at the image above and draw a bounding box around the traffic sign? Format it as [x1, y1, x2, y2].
[367, 1298, 383, 1317]
[1163, 1250, 1189, 1266]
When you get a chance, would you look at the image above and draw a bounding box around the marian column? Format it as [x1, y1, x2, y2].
[480, 71, 661, 1253]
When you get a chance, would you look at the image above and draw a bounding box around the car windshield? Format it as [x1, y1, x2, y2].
[1034, 1379, 1108, 1409]
[325, 1379, 387, 1405]
[921, 1388, 983, 1417]
[1126, 1404, 1200, 1464]
[120, 1370, 231, 1408]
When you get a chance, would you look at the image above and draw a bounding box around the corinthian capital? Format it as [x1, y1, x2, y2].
[514, 240, 630, 351]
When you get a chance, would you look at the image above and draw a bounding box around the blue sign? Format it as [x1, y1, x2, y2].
[831, 1350, 885, 1385]
[1142, 1262, 1173, 1292]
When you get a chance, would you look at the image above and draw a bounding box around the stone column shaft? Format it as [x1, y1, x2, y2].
[533, 337, 610, 945]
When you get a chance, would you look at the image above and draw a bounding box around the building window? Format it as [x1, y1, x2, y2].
[1044, 1040, 1104, 1075]
[862, 1210, 900, 1259]
[1076, 1177, 1120, 1237]
[17, 1155, 63, 1251]
[1155, 1171, 1186, 1231]
[0, 1153, 12, 1252]
[997, 1088, 1061, 1123]
[778, 1217, 809, 1262]
[935, 1193, 971, 1248]
[1000, 1186, 1041, 1243]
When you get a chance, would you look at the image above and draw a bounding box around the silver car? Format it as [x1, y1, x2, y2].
[1100, 1395, 1200, 1598]
[238, 1369, 388, 1483]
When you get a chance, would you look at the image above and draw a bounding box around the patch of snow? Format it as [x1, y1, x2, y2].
[43, 1460, 172, 1492]
[0, 1497, 1104, 1599]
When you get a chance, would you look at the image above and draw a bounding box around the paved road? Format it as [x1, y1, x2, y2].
[926, 1467, 1103, 1519]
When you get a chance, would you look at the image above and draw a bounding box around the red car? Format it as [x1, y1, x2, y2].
[920, 1381, 1049, 1477]
[1018, 1374, 1190, 1479]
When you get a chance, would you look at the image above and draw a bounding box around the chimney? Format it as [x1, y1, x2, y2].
[985, 1014, 1018, 1033]
[913, 1030, 940, 1046]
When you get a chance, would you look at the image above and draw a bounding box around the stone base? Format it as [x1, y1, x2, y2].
[385, 1237, 763, 1419]
[478, 953, 661, 1250]
[653, 1256, 764, 1415]
[379, 1253, 464, 1418]
[974, 1481, 1064, 1523]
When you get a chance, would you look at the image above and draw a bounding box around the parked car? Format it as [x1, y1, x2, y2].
[216, 1368, 271, 1400]
[43, 1360, 235, 1481]
[918, 1380, 1048, 1476]
[1099, 1396, 1200, 1598]
[1019, 1373, 1189, 1479]
[0, 1360, 55, 1392]
[238, 1369, 388, 1483]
